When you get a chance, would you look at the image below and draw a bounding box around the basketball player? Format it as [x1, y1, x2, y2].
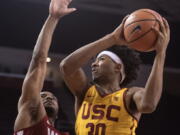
[60, 16, 170, 135]
[13, 0, 76, 135]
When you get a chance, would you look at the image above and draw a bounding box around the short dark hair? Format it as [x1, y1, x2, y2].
[107, 45, 142, 87]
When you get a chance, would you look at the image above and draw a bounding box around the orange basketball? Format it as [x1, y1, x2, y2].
[123, 9, 163, 52]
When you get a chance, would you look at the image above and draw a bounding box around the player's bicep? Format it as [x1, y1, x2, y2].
[62, 68, 89, 98]
[17, 70, 47, 124]
[132, 87, 154, 113]
[20, 64, 46, 104]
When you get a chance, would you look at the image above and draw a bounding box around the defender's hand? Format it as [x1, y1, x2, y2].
[49, 0, 76, 18]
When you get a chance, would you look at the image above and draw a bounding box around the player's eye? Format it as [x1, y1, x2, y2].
[41, 94, 46, 98]
[99, 56, 105, 61]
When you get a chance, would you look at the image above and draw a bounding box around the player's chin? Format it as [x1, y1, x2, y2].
[92, 76, 101, 83]
[92, 75, 97, 82]
[92, 72, 99, 80]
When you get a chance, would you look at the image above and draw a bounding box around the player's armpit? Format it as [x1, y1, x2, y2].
[132, 87, 156, 113]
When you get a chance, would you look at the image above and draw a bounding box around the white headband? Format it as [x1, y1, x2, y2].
[97, 51, 126, 83]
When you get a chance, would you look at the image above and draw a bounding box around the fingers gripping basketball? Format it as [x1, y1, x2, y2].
[123, 9, 163, 52]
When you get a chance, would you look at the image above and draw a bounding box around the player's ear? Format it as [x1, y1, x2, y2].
[114, 64, 121, 73]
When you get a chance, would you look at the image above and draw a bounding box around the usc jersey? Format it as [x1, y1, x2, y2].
[75, 85, 137, 135]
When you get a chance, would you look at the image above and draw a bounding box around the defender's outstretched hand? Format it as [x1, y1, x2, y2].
[49, 0, 76, 18]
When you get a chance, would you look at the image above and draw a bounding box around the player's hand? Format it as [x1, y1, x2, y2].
[152, 17, 170, 54]
[49, 0, 76, 19]
[111, 15, 129, 45]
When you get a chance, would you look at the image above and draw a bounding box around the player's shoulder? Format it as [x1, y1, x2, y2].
[75, 83, 94, 105]
[84, 82, 97, 94]
[84, 84, 96, 96]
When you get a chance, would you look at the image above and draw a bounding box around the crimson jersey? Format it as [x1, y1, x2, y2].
[13, 116, 69, 135]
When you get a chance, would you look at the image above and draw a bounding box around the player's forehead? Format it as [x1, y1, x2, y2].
[95, 55, 115, 64]
[96, 54, 111, 60]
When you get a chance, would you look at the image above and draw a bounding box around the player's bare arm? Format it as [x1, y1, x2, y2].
[60, 16, 128, 110]
[127, 18, 170, 118]
[14, 0, 76, 131]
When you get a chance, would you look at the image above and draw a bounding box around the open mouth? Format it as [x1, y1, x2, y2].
[44, 101, 54, 105]
[92, 70, 96, 73]
[92, 68, 98, 72]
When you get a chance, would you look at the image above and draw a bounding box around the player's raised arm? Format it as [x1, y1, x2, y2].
[19, 0, 76, 108]
[14, 0, 76, 131]
[132, 18, 170, 113]
[59, 16, 128, 99]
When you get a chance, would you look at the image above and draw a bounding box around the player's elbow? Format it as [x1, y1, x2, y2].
[32, 52, 47, 64]
[59, 60, 71, 76]
[139, 103, 157, 113]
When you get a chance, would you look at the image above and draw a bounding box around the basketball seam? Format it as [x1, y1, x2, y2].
[124, 19, 158, 28]
[142, 10, 161, 21]
[127, 20, 158, 43]
[142, 10, 161, 32]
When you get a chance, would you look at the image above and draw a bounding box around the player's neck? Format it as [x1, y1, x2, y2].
[95, 81, 121, 94]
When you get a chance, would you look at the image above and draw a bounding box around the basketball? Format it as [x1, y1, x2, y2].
[123, 9, 163, 52]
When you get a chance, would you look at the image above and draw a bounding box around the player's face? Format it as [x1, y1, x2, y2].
[40, 91, 59, 114]
[91, 55, 117, 83]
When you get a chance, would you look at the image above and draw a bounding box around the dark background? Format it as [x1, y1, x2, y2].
[0, 0, 180, 135]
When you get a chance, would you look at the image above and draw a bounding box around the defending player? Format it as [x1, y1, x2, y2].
[13, 0, 76, 134]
